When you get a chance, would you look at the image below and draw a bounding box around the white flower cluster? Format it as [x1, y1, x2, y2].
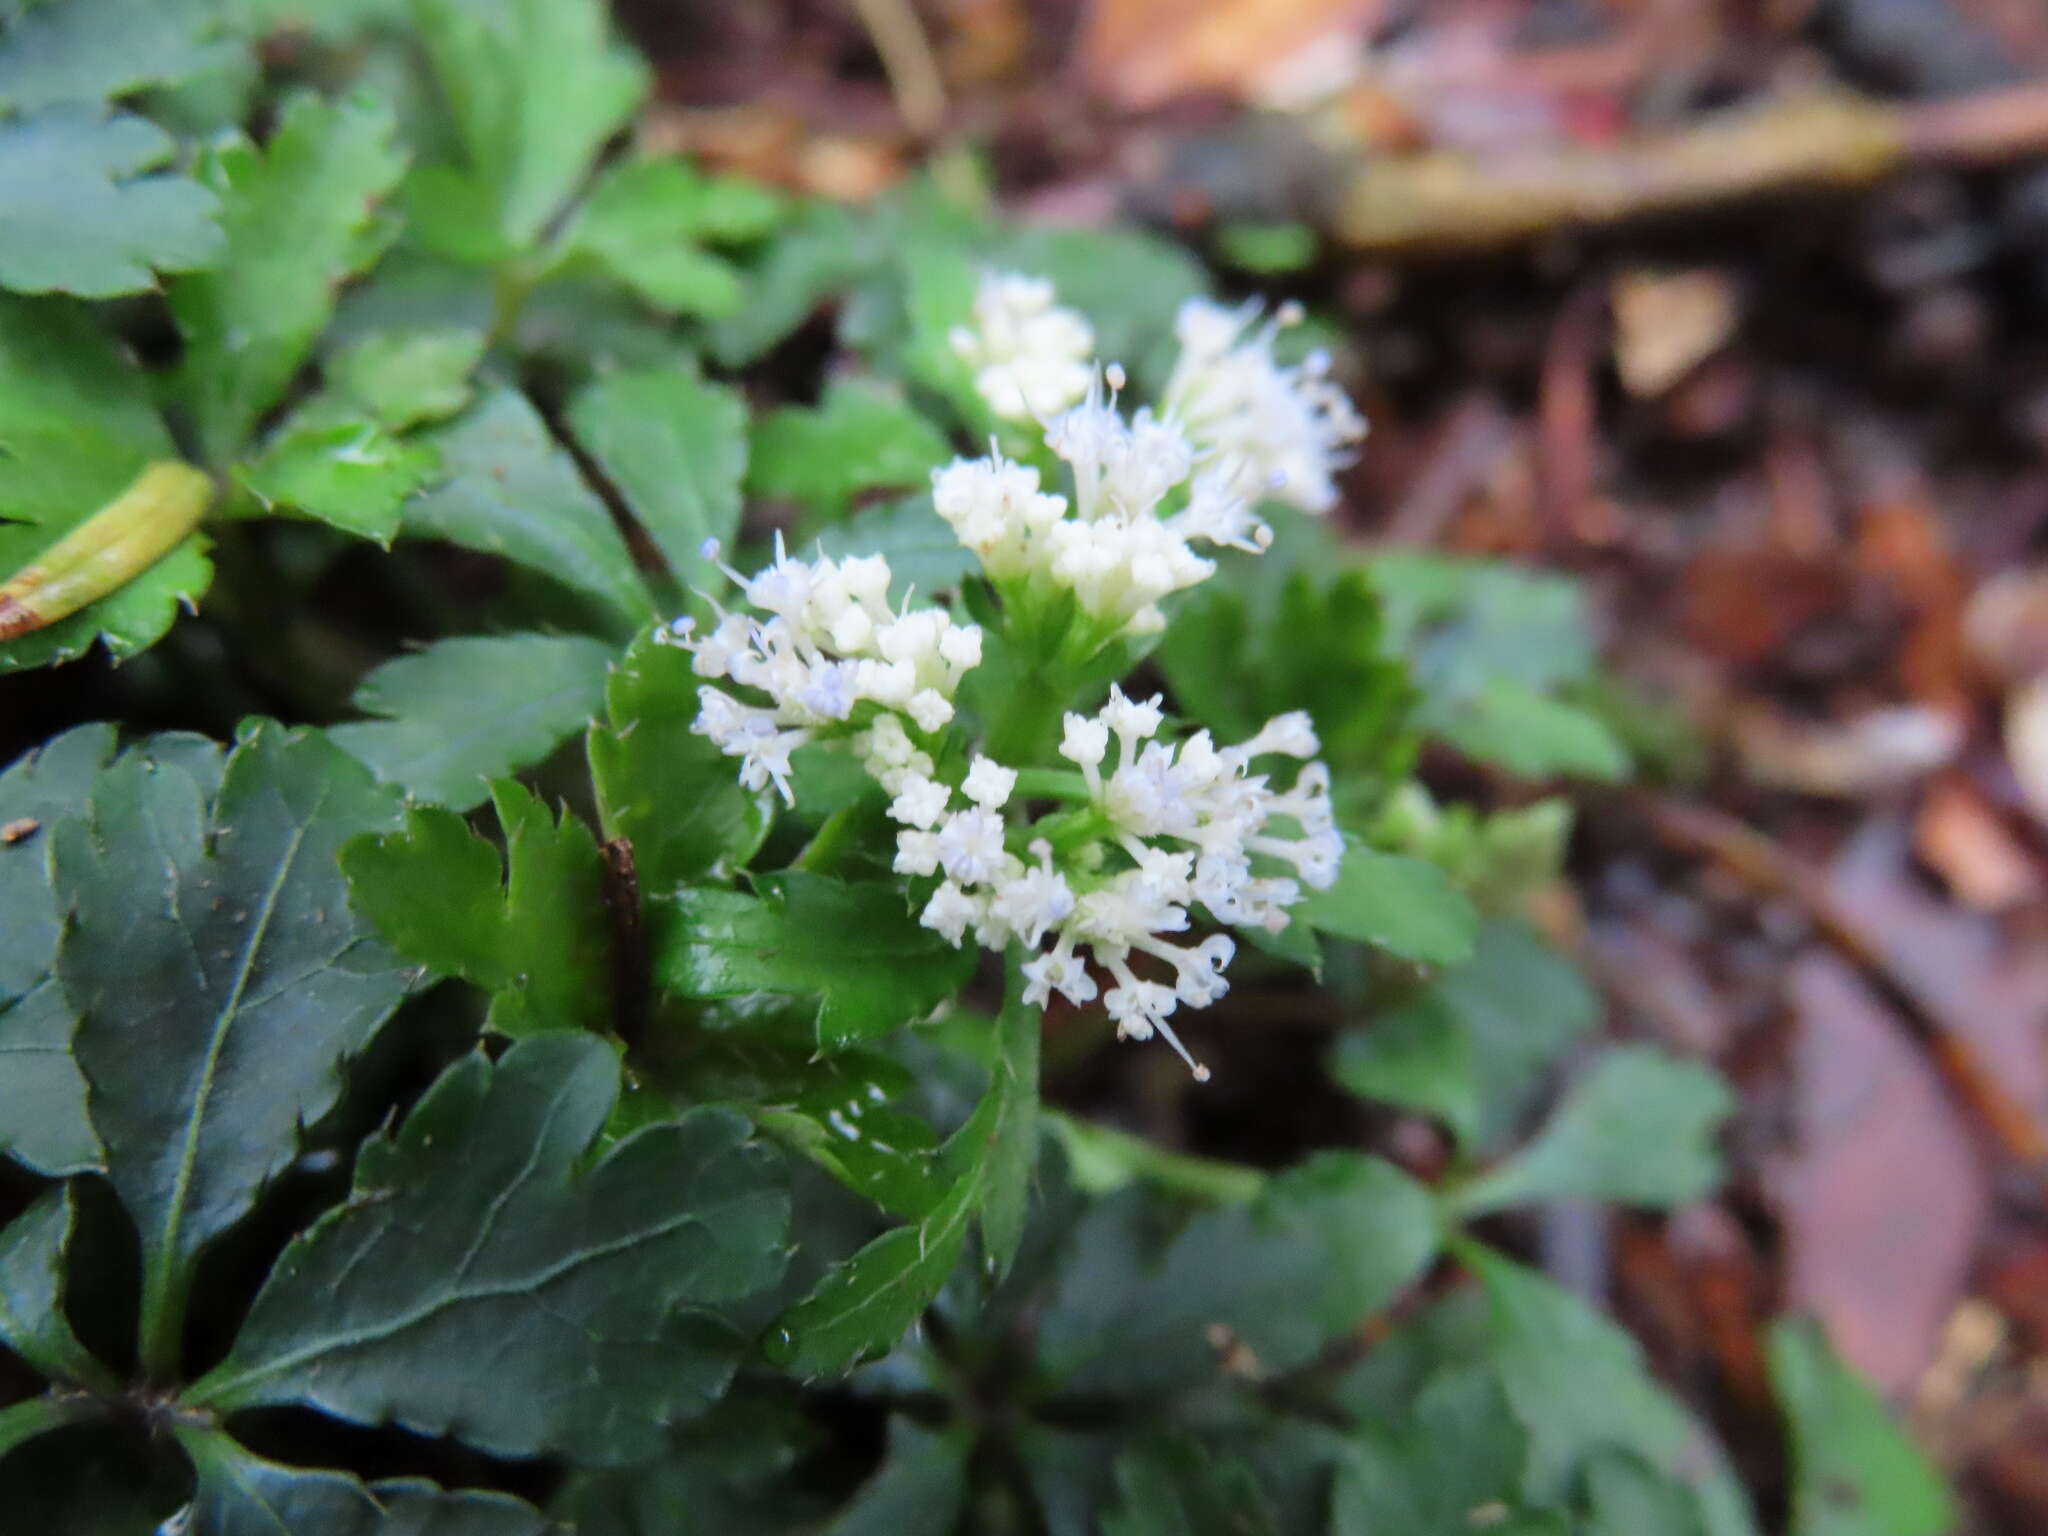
[884, 686, 1340, 1080]
[1164, 298, 1368, 514]
[949, 271, 1095, 421]
[669, 536, 982, 805]
[932, 378, 1271, 639]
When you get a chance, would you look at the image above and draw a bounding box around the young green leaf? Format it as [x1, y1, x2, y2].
[412, 0, 648, 246]
[1768, 1318, 1953, 1536]
[326, 327, 486, 433]
[330, 631, 614, 810]
[1449, 1046, 1733, 1217]
[175, 1428, 553, 1536]
[567, 367, 748, 589]
[237, 406, 438, 544]
[655, 873, 975, 1050]
[191, 1033, 789, 1465]
[0, 299, 211, 673]
[0, 107, 221, 297]
[1296, 842, 1478, 967]
[587, 629, 771, 889]
[0, 723, 115, 1174]
[0, 0, 229, 114]
[170, 92, 408, 462]
[748, 379, 951, 524]
[342, 782, 612, 1040]
[556, 158, 781, 318]
[1330, 920, 1600, 1152]
[52, 724, 414, 1377]
[0, 1186, 118, 1391]
[401, 386, 654, 630]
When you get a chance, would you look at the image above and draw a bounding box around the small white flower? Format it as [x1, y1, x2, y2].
[962, 755, 1018, 809]
[922, 881, 984, 946]
[934, 806, 1009, 886]
[951, 271, 1096, 420]
[889, 773, 951, 830]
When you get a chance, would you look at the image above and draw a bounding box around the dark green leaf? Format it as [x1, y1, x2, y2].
[342, 781, 611, 1039]
[567, 367, 747, 588]
[587, 628, 771, 889]
[169, 92, 408, 461]
[191, 1033, 789, 1465]
[821, 1418, 971, 1536]
[0, 106, 220, 297]
[1451, 1046, 1732, 1216]
[53, 723, 413, 1375]
[402, 386, 654, 629]
[1330, 920, 1599, 1152]
[1332, 1368, 1529, 1535]
[1769, 1317, 1952, 1536]
[748, 380, 951, 523]
[1100, 1433, 1275, 1536]
[326, 327, 485, 432]
[0, 724, 114, 1173]
[655, 873, 974, 1050]
[1037, 1153, 1438, 1396]
[176, 1428, 554, 1535]
[237, 406, 438, 543]
[1296, 843, 1477, 967]
[0, 298, 211, 674]
[412, 0, 647, 246]
[330, 631, 614, 809]
[0, 0, 227, 113]
[0, 1186, 116, 1390]
[0, 1395, 97, 1463]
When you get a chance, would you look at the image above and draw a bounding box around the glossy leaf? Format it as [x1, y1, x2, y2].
[401, 386, 654, 630]
[170, 92, 408, 462]
[331, 631, 614, 810]
[1451, 1046, 1732, 1217]
[1296, 842, 1477, 967]
[655, 873, 974, 1049]
[192, 1033, 789, 1465]
[588, 629, 771, 889]
[52, 724, 413, 1375]
[0, 107, 220, 297]
[567, 367, 748, 588]
[342, 782, 612, 1040]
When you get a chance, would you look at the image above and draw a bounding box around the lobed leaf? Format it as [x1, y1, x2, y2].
[0, 0, 228, 114]
[1296, 842, 1478, 967]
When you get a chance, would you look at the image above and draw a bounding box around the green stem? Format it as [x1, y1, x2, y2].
[138, 1256, 190, 1386]
[1043, 1108, 1267, 1204]
[0, 1394, 97, 1461]
[982, 663, 1070, 766]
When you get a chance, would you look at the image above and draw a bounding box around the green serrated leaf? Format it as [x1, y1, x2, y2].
[748, 379, 951, 524]
[237, 406, 438, 542]
[1769, 1318, 1952, 1536]
[0, 723, 115, 1174]
[0, 106, 221, 297]
[331, 631, 615, 809]
[176, 1427, 554, 1536]
[0, 0, 228, 114]
[402, 386, 654, 630]
[326, 327, 485, 432]
[1296, 842, 1477, 967]
[655, 873, 975, 1050]
[557, 158, 780, 318]
[170, 93, 407, 462]
[1038, 1153, 1438, 1396]
[1330, 920, 1599, 1153]
[342, 781, 611, 1039]
[0, 298, 210, 673]
[821, 1418, 971, 1536]
[52, 723, 413, 1377]
[1451, 1046, 1732, 1217]
[567, 367, 747, 589]
[412, 0, 648, 246]
[1101, 1432, 1276, 1536]
[0, 1186, 118, 1390]
[588, 628, 771, 889]
[192, 1033, 789, 1465]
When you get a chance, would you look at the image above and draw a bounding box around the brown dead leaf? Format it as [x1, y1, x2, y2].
[1679, 546, 1845, 667]
[1915, 774, 2044, 910]
[1612, 268, 1740, 397]
[1078, 0, 1382, 111]
[1775, 950, 1989, 1394]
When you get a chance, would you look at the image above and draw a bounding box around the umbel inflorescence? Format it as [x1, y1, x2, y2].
[670, 273, 1364, 1077]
